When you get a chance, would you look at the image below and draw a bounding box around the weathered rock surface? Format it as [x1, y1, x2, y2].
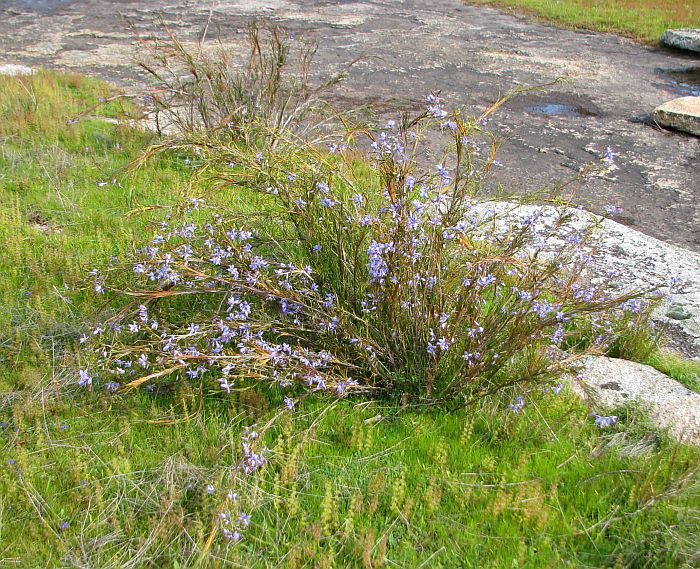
[1, 0, 699, 252]
[654, 96, 700, 136]
[0, 63, 35, 76]
[481, 202, 700, 357]
[571, 356, 700, 445]
[662, 29, 700, 53]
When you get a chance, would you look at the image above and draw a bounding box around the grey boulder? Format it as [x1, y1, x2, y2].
[661, 29, 700, 53]
[476, 203, 700, 356]
[571, 356, 700, 445]
[0, 63, 36, 76]
[654, 96, 700, 137]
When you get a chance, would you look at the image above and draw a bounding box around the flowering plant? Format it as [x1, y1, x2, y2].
[80, 92, 648, 404]
[72, 26, 664, 548]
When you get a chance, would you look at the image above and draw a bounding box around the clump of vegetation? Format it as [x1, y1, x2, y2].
[132, 19, 352, 138]
[81, 24, 651, 407]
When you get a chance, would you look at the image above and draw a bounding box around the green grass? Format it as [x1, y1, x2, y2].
[0, 71, 192, 391]
[465, 0, 700, 44]
[645, 351, 700, 393]
[2, 388, 698, 567]
[1, 71, 699, 568]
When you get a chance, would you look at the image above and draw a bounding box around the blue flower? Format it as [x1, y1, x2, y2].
[435, 163, 450, 183]
[593, 414, 618, 428]
[223, 528, 242, 542]
[476, 274, 495, 287]
[78, 369, 92, 387]
[442, 119, 458, 131]
[367, 241, 393, 284]
[218, 377, 231, 394]
[249, 256, 268, 271]
[436, 337, 451, 351]
[509, 396, 525, 413]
